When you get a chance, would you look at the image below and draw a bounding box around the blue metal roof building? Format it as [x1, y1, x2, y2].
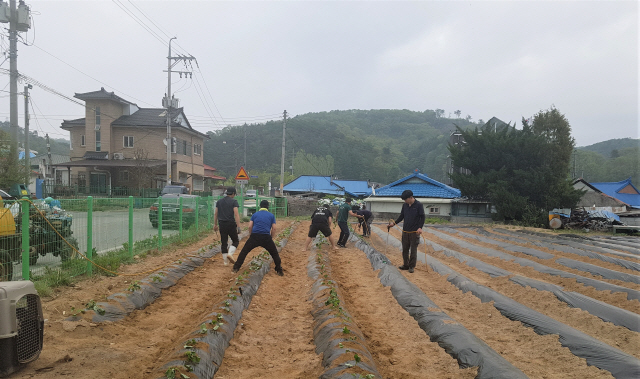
[374, 169, 461, 198]
[283, 175, 372, 197]
[590, 178, 640, 208]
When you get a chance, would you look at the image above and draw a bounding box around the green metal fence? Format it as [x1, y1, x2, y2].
[0, 195, 288, 283]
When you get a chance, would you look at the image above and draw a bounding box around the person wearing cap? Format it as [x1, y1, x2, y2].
[356, 204, 373, 237]
[231, 200, 283, 276]
[303, 203, 338, 251]
[214, 187, 242, 265]
[387, 190, 425, 273]
[335, 197, 363, 248]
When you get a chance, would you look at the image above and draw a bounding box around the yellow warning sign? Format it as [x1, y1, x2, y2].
[235, 166, 249, 181]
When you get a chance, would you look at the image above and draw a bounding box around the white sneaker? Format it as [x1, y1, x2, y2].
[223, 253, 229, 266]
[227, 246, 236, 263]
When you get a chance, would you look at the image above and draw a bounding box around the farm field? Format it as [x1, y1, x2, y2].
[10, 221, 640, 379]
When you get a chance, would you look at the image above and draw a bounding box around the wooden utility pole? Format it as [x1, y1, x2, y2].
[279, 110, 287, 196]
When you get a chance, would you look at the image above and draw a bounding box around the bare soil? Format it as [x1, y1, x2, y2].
[8, 221, 639, 379]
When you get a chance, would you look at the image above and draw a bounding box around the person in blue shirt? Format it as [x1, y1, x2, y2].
[230, 200, 283, 276]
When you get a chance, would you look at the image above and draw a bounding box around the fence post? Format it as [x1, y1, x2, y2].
[179, 196, 183, 239]
[195, 197, 199, 233]
[21, 198, 29, 280]
[207, 196, 212, 229]
[128, 196, 134, 257]
[87, 196, 93, 276]
[158, 196, 163, 249]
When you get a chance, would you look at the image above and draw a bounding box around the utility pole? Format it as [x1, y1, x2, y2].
[279, 110, 287, 196]
[243, 123, 247, 169]
[45, 133, 51, 178]
[9, 0, 18, 164]
[4, 0, 31, 164]
[23, 84, 31, 173]
[163, 37, 195, 186]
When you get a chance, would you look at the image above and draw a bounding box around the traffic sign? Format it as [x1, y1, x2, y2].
[235, 167, 249, 184]
[250, 175, 259, 178]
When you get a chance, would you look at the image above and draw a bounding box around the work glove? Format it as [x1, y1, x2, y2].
[237, 226, 242, 234]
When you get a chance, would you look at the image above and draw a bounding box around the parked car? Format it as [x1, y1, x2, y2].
[148, 186, 205, 229]
[245, 189, 257, 198]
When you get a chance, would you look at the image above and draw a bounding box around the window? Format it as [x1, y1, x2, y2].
[119, 171, 129, 182]
[81, 134, 85, 146]
[95, 130, 101, 152]
[95, 106, 101, 127]
[429, 207, 440, 214]
[123, 136, 134, 148]
[183, 140, 187, 155]
[194, 144, 202, 155]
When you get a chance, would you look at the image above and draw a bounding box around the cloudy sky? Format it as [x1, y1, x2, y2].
[2, 0, 637, 147]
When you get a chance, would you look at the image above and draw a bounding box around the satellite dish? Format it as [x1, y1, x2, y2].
[163, 138, 167, 146]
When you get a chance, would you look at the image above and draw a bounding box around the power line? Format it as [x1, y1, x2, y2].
[112, 0, 168, 48]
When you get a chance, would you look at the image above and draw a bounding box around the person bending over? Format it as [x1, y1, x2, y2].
[231, 200, 283, 276]
[303, 203, 338, 251]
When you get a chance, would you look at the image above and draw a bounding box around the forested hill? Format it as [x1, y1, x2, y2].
[578, 138, 638, 158]
[203, 109, 481, 185]
[0, 122, 70, 156]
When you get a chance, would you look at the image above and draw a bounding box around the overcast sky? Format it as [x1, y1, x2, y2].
[2, 0, 637, 147]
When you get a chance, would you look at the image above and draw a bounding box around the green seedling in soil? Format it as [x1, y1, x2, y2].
[221, 306, 230, 312]
[224, 300, 231, 307]
[345, 363, 354, 368]
[165, 367, 189, 379]
[339, 342, 344, 348]
[354, 353, 361, 363]
[183, 339, 196, 349]
[184, 351, 201, 364]
[342, 326, 351, 334]
[151, 275, 163, 283]
[184, 364, 193, 372]
[69, 306, 84, 316]
[84, 299, 106, 316]
[127, 281, 141, 292]
[199, 324, 208, 334]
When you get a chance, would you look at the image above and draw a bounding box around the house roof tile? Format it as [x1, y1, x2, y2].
[590, 178, 640, 207]
[374, 169, 461, 198]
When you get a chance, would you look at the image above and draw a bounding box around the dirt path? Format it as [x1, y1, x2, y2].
[369, 230, 616, 378]
[328, 237, 478, 378]
[214, 223, 323, 379]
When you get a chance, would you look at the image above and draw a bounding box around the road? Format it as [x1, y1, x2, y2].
[11, 209, 183, 280]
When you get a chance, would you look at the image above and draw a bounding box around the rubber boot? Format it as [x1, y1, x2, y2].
[227, 246, 236, 263]
[222, 253, 229, 266]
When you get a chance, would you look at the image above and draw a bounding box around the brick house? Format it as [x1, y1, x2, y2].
[56, 88, 208, 195]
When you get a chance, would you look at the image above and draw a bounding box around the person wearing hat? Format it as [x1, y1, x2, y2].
[214, 187, 242, 265]
[335, 197, 363, 248]
[231, 200, 283, 276]
[387, 190, 425, 273]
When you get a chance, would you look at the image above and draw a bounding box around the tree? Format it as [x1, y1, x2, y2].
[130, 149, 154, 189]
[0, 130, 29, 190]
[454, 110, 461, 118]
[449, 107, 583, 226]
[435, 109, 445, 118]
[611, 149, 620, 158]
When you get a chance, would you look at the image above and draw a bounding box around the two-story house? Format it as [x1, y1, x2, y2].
[56, 88, 208, 195]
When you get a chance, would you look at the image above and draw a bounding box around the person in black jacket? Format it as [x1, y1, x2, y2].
[214, 187, 242, 265]
[356, 204, 373, 237]
[387, 190, 425, 273]
[303, 204, 338, 251]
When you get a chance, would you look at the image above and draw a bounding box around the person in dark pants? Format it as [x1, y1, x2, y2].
[232, 200, 283, 276]
[335, 198, 362, 247]
[356, 204, 373, 237]
[303, 204, 337, 251]
[387, 190, 425, 273]
[214, 187, 242, 265]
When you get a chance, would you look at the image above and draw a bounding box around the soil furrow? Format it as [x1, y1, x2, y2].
[329, 235, 478, 378]
[368, 231, 615, 379]
[214, 223, 323, 379]
[404, 228, 640, 313]
[10, 226, 258, 379]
